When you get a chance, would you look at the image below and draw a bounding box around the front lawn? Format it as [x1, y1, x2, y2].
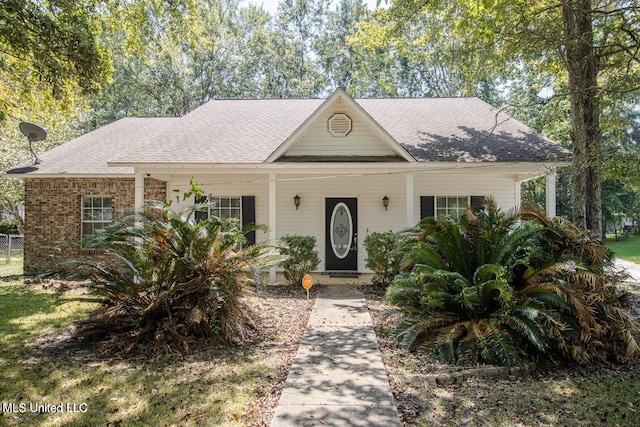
[0, 281, 313, 426]
[363, 284, 640, 426]
[607, 234, 640, 264]
[0, 258, 23, 278]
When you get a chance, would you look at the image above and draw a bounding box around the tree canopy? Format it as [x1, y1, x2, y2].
[1, 0, 640, 233]
[355, 0, 640, 237]
[0, 0, 112, 122]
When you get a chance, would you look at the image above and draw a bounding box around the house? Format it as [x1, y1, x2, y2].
[5, 88, 571, 279]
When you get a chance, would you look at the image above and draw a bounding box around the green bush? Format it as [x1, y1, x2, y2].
[364, 231, 404, 286]
[279, 235, 320, 285]
[62, 200, 275, 354]
[0, 221, 18, 235]
[386, 199, 640, 367]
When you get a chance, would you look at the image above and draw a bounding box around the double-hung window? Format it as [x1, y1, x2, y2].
[82, 196, 113, 237]
[194, 195, 256, 245]
[436, 196, 470, 218]
[195, 196, 242, 222]
[421, 195, 484, 220]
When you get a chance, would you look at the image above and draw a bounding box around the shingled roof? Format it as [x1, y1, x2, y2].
[357, 98, 570, 162]
[5, 117, 178, 176]
[5, 89, 571, 176]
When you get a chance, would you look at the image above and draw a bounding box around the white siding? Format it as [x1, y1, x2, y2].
[284, 98, 397, 158]
[274, 173, 408, 272]
[411, 172, 518, 221]
[168, 173, 271, 243]
[165, 170, 520, 274]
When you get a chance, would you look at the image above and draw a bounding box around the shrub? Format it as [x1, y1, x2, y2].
[386, 199, 640, 367]
[0, 221, 18, 235]
[62, 200, 275, 355]
[279, 235, 320, 285]
[364, 231, 404, 286]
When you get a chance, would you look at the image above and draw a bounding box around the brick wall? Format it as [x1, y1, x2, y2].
[24, 177, 167, 274]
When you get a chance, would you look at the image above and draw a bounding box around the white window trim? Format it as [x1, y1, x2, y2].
[196, 196, 243, 223]
[81, 195, 113, 239]
[435, 196, 471, 218]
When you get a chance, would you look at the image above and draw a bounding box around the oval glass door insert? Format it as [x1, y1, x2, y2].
[330, 202, 353, 259]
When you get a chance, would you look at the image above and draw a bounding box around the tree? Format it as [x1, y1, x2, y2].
[271, 0, 328, 97]
[87, 0, 247, 127]
[602, 179, 640, 233]
[0, 89, 84, 232]
[351, 3, 503, 98]
[0, 0, 111, 122]
[1, 0, 109, 225]
[359, 0, 640, 238]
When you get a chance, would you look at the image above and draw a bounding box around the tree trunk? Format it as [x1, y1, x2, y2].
[562, 0, 603, 238]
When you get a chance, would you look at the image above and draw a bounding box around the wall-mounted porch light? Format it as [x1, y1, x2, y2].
[294, 194, 301, 210]
[382, 195, 389, 211]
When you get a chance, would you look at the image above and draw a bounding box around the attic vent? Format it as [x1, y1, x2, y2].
[328, 113, 352, 138]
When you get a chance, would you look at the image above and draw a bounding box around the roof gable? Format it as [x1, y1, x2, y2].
[266, 88, 415, 163]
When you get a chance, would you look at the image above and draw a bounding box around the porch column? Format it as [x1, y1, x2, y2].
[546, 172, 557, 219]
[514, 180, 522, 211]
[406, 173, 414, 226]
[134, 172, 144, 212]
[133, 172, 145, 284]
[269, 173, 277, 282]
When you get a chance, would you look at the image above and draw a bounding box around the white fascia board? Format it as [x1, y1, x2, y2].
[121, 161, 570, 176]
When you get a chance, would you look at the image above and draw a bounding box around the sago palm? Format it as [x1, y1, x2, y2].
[386, 199, 640, 367]
[64, 200, 274, 354]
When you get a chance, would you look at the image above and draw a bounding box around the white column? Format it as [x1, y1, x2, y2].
[134, 172, 144, 212]
[546, 172, 557, 219]
[269, 173, 277, 282]
[514, 180, 522, 211]
[134, 172, 145, 284]
[406, 173, 414, 226]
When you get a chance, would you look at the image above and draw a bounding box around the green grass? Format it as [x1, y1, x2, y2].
[0, 281, 302, 426]
[606, 234, 640, 264]
[0, 258, 23, 277]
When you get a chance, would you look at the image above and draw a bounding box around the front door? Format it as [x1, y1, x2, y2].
[325, 198, 358, 271]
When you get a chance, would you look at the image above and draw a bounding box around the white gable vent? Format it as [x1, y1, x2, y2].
[328, 113, 352, 138]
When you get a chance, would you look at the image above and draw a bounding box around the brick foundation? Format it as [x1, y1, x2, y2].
[24, 177, 167, 274]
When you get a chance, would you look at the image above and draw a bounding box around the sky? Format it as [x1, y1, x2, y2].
[245, 0, 383, 14]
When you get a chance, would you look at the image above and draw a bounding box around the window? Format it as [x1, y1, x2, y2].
[82, 196, 113, 237]
[195, 196, 242, 222]
[436, 196, 469, 218]
[194, 195, 256, 245]
[421, 195, 484, 219]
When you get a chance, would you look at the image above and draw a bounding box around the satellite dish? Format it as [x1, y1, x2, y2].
[19, 122, 47, 165]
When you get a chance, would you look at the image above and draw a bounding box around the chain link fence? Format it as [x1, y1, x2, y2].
[0, 233, 23, 263]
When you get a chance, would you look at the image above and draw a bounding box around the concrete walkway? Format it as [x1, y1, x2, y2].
[271, 286, 402, 427]
[616, 258, 640, 283]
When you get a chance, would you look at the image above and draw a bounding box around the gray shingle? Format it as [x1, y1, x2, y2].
[357, 97, 570, 162]
[109, 99, 325, 164]
[5, 94, 571, 177]
[5, 117, 178, 175]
